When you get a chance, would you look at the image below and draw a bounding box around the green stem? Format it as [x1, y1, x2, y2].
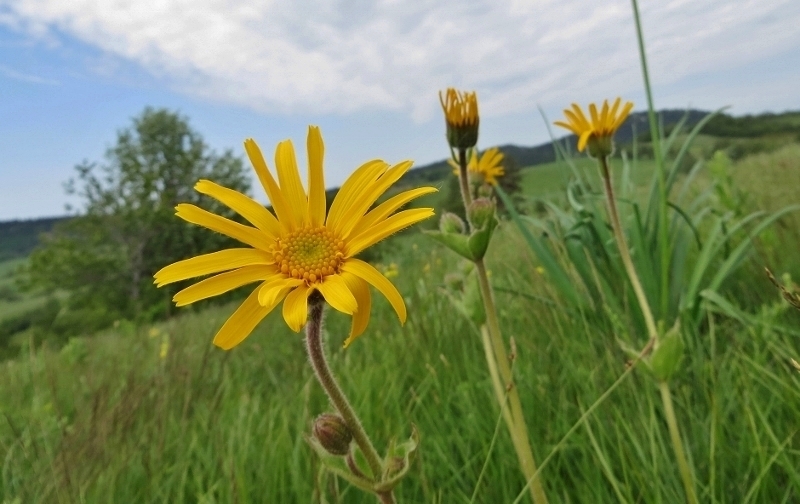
[659, 381, 698, 504]
[305, 295, 387, 491]
[598, 156, 658, 341]
[454, 147, 547, 503]
[475, 259, 548, 504]
[631, 0, 670, 318]
[598, 156, 697, 504]
[457, 148, 474, 213]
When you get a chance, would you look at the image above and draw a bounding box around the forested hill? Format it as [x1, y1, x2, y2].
[0, 217, 70, 261]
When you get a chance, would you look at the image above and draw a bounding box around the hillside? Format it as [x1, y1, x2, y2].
[3, 108, 798, 259]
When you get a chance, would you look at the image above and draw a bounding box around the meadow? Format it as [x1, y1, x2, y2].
[1, 135, 799, 503]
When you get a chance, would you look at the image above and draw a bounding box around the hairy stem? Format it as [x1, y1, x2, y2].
[305, 296, 390, 501]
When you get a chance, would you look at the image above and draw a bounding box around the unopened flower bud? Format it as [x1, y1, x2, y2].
[313, 413, 352, 456]
[467, 198, 495, 229]
[476, 183, 493, 198]
[440, 88, 479, 149]
[439, 212, 466, 234]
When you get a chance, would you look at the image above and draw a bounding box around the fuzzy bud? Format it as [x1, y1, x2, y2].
[439, 212, 466, 234]
[476, 183, 494, 199]
[313, 414, 353, 456]
[467, 198, 496, 229]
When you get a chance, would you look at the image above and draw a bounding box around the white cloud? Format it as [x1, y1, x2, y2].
[1, 0, 799, 119]
[0, 63, 58, 84]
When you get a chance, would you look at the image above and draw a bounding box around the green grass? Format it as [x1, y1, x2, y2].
[1, 143, 800, 503]
[1, 220, 799, 503]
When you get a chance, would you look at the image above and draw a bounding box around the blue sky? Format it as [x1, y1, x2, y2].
[2, 0, 799, 220]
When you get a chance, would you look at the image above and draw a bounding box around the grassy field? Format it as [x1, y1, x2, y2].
[1, 140, 800, 503]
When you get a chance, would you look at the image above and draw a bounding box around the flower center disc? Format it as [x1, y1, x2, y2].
[274, 227, 345, 284]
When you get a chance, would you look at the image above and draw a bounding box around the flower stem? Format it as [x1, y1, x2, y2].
[475, 259, 549, 504]
[598, 156, 658, 342]
[457, 148, 474, 210]
[305, 295, 388, 494]
[659, 381, 698, 504]
[598, 156, 697, 504]
[454, 148, 548, 503]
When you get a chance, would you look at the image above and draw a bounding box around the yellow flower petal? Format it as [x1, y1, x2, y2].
[307, 126, 326, 227]
[154, 249, 274, 286]
[316, 274, 358, 315]
[195, 179, 281, 239]
[173, 265, 279, 307]
[577, 131, 592, 152]
[347, 208, 435, 257]
[283, 284, 312, 332]
[612, 101, 635, 130]
[258, 277, 304, 307]
[326, 160, 388, 235]
[275, 139, 309, 226]
[341, 272, 371, 348]
[212, 285, 281, 350]
[338, 160, 414, 240]
[244, 138, 296, 231]
[175, 204, 265, 250]
[341, 259, 406, 324]
[352, 186, 438, 235]
[599, 99, 610, 129]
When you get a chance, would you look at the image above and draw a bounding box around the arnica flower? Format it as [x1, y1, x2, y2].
[554, 98, 634, 158]
[154, 126, 437, 349]
[439, 88, 479, 149]
[448, 147, 505, 186]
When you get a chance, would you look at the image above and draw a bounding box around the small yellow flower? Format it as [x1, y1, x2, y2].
[148, 327, 160, 339]
[159, 340, 169, 360]
[448, 147, 505, 186]
[383, 262, 399, 279]
[554, 98, 633, 157]
[439, 88, 479, 149]
[154, 126, 437, 349]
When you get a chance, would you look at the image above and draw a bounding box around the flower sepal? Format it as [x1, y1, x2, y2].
[467, 198, 498, 260]
[425, 212, 475, 260]
[374, 424, 420, 493]
[649, 321, 684, 382]
[306, 436, 376, 493]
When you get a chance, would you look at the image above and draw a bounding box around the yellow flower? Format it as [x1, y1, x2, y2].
[448, 147, 505, 186]
[439, 88, 479, 149]
[554, 98, 633, 157]
[154, 126, 437, 349]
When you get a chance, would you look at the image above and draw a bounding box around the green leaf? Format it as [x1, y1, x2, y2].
[650, 323, 684, 381]
[467, 216, 498, 260]
[424, 230, 474, 260]
[306, 436, 376, 493]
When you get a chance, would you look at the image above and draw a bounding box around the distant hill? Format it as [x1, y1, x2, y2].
[0, 217, 71, 261]
[3, 108, 798, 262]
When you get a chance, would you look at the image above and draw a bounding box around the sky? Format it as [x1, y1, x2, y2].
[1, 0, 799, 220]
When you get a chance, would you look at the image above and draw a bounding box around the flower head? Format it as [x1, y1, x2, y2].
[154, 126, 437, 349]
[554, 98, 633, 158]
[439, 88, 479, 149]
[448, 147, 505, 186]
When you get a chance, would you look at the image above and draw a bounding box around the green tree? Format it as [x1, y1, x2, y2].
[28, 108, 250, 326]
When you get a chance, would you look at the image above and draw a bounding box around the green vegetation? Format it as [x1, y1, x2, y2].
[1, 107, 800, 502]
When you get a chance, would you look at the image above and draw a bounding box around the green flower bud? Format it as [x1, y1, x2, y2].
[313, 413, 352, 456]
[440, 212, 466, 234]
[467, 198, 496, 229]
